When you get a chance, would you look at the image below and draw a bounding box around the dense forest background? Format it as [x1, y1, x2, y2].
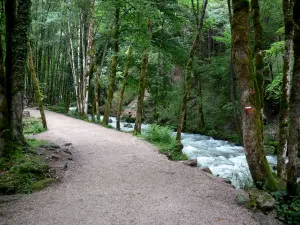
[23, 0, 284, 141]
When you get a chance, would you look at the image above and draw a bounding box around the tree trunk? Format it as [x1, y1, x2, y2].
[0, 32, 9, 157]
[116, 43, 133, 130]
[134, 53, 148, 133]
[134, 21, 153, 134]
[28, 43, 47, 129]
[176, 0, 208, 142]
[5, 0, 31, 145]
[83, 0, 95, 115]
[287, 0, 300, 196]
[278, 0, 293, 181]
[251, 0, 264, 111]
[103, 7, 120, 125]
[227, 0, 242, 137]
[232, 0, 278, 191]
[66, 2, 80, 114]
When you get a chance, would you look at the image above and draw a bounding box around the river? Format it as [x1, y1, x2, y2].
[84, 112, 277, 189]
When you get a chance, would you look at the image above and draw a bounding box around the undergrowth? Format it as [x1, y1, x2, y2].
[143, 124, 188, 161]
[272, 187, 300, 225]
[0, 118, 54, 195]
[23, 117, 47, 134]
[0, 140, 54, 195]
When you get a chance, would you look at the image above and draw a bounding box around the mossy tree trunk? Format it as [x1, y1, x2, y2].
[176, 0, 208, 143]
[227, 0, 242, 137]
[232, 0, 278, 191]
[134, 53, 148, 133]
[0, 32, 9, 157]
[278, 0, 293, 181]
[5, 0, 31, 145]
[116, 43, 133, 130]
[251, 0, 264, 104]
[103, 6, 120, 125]
[28, 43, 47, 129]
[134, 21, 153, 134]
[287, 0, 300, 196]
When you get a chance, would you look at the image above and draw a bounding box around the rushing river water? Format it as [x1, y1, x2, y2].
[83, 111, 277, 189]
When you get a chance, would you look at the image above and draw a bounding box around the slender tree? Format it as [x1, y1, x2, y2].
[28, 42, 47, 129]
[116, 43, 133, 130]
[0, 32, 9, 157]
[103, 6, 120, 125]
[287, 0, 300, 196]
[278, 0, 294, 180]
[83, 0, 95, 115]
[231, 0, 278, 191]
[176, 0, 208, 143]
[134, 21, 153, 134]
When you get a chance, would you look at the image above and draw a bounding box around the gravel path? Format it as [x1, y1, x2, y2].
[0, 109, 261, 225]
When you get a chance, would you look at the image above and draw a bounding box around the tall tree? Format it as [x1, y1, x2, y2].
[116, 43, 133, 130]
[287, 0, 300, 196]
[83, 0, 96, 115]
[134, 21, 153, 134]
[28, 42, 47, 129]
[278, 0, 293, 180]
[231, 0, 278, 191]
[103, 6, 120, 125]
[5, 0, 32, 144]
[176, 0, 208, 143]
[0, 31, 9, 157]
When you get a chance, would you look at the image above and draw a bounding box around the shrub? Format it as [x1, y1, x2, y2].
[144, 124, 187, 161]
[273, 189, 300, 224]
[23, 117, 46, 134]
[144, 124, 174, 144]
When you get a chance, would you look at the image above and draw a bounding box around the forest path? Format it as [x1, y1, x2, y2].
[1, 109, 260, 225]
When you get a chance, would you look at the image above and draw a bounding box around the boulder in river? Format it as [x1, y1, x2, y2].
[124, 123, 133, 128]
[248, 188, 276, 211]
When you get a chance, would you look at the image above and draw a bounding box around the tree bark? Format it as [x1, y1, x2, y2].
[278, 0, 293, 181]
[116, 43, 133, 130]
[232, 0, 278, 191]
[287, 0, 300, 196]
[28, 43, 47, 129]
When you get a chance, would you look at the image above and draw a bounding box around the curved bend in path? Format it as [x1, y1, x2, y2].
[1, 109, 261, 225]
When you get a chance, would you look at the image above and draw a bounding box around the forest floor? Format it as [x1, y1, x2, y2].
[0, 109, 279, 225]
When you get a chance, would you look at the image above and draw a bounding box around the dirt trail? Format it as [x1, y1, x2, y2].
[0, 109, 263, 225]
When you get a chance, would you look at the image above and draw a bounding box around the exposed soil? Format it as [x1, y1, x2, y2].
[0, 109, 280, 225]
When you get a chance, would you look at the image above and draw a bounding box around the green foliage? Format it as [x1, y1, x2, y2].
[23, 117, 47, 135]
[265, 75, 282, 101]
[272, 189, 300, 224]
[47, 104, 68, 114]
[143, 124, 187, 161]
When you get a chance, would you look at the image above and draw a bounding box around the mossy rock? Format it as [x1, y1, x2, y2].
[248, 188, 276, 211]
